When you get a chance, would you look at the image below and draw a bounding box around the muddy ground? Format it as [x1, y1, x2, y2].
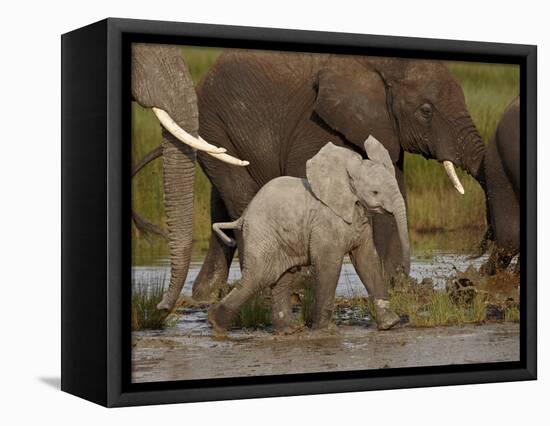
[132, 253, 519, 383]
[132, 314, 519, 383]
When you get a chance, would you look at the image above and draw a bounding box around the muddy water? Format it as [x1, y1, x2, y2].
[132, 321, 519, 383]
[132, 252, 491, 297]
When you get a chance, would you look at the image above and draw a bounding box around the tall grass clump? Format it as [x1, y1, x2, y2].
[132, 276, 171, 331]
[232, 292, 272, 329]
[504, 305, 520, 323]
[389, 288, 487, 327]
[385, 273, 487, 327]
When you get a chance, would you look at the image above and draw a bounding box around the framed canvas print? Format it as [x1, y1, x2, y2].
[61, 18, 537, 407]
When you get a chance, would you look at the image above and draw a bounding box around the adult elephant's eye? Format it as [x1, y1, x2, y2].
[420, 103, 433, 120]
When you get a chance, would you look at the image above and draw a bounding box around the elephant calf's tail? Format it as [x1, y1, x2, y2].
[212, 218, 243, 247]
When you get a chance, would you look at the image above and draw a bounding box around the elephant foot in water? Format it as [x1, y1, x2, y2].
[374, 299, 400, 331]
[192, 263, 232, 302]
[207, 304, 235, 335]
[480, 247, 517, 276]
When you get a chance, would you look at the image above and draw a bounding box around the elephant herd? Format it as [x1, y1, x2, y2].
[131, 43, 520, 332]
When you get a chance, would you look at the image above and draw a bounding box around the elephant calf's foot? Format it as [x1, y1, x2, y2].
[208, 304, 234, 333]
[273, 322, 303, 335]
[374, 299, 400, 331]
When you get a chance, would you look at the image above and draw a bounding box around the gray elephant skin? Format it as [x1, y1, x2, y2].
[208, 137, 410, 333]
[481, 97, 520, 274]
[131, 44, 248, 312]
[190, 50, 485, 302]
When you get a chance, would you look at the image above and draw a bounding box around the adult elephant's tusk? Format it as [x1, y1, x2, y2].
[206, 146, 250, 167]
[152, 107, 226, 154]
[443, 161, 465, 195]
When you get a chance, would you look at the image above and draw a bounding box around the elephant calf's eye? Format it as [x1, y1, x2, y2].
[420, 103, 433, 120]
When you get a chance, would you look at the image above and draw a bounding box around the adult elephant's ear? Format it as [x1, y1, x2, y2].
[313, 58, 400, 162]
[306, 142, 362, 224]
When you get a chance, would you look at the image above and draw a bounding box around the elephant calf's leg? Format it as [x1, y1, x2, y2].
[350, 231, 400, 330]
[311, 256, 343, 330]
[208, 278, 254, 332]
[270, 272, 299, 333]
[208, 266, 274, 332]
[193, 188, 236, 301]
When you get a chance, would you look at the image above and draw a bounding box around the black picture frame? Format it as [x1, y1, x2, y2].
[61, 17, 537, 407]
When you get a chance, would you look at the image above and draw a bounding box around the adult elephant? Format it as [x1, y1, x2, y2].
[191, 50, 486, 301]
[480, 97, 520, 274]
[131, 44, 248, 312]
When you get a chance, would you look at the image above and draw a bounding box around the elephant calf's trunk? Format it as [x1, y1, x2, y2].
[391, 195, 411, 275]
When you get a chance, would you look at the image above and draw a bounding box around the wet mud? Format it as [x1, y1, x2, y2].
[131, 253, 519, 383]
[132, 312, 519, 383]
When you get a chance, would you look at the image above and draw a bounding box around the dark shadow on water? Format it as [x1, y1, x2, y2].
[38, 377, 61, 390]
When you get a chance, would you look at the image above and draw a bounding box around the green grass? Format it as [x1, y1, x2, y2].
[505, 304, 520, 323]
[132, 276, 173, 331]
[131, 48, 520, 262]
[232, 292, 272, 329]
[385, 276, 487, 327]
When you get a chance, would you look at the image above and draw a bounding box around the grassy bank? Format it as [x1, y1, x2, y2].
[215, 267, 519, 330]
[132, 48, 519, 263]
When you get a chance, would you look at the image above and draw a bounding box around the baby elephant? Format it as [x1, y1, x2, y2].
[208, 136, 410, 333]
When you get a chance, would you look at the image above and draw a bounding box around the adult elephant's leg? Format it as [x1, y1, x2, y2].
[482, 136, 520, 274]
[192, 188, 236, 301]
[372, 161, 406, 278]
[194, 137, 260, 300]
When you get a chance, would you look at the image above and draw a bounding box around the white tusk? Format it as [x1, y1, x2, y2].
[207, 149, 250, 167]
[152, 107, 226, 154]
[443, 161, 465, 195]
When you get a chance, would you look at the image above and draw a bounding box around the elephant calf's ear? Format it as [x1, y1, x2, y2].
[306, 142, 361, 224]
[364, 135, 394, 171]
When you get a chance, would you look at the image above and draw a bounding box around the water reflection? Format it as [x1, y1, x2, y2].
[132, 253, 490, 297]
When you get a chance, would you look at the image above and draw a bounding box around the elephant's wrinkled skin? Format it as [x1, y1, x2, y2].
[481, 97, 520, 274]
[131, 44, 248, 313]
[208, 138, 409, 332]
[193, 51, 485, 300]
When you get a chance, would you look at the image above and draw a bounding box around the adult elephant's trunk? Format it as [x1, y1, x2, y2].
[131, 44, 200, 314]
[440, 114, 487, 190]
[131, 44, 250, 313]
[460, 130, 486, 186]
[156, 131, 196, 312]
[390, 191, 410, 275]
